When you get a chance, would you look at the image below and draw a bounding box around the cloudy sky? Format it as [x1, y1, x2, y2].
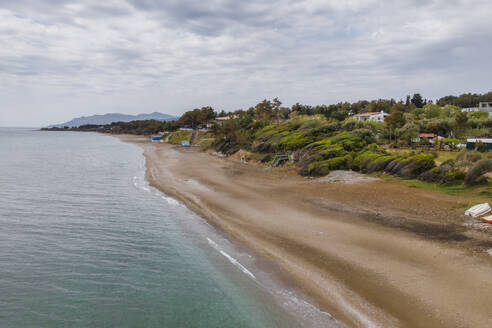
[0, 0, 491, 126]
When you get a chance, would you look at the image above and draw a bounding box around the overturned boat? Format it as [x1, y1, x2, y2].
[465, 203, 491, 218]
[482, 215, 492, 224]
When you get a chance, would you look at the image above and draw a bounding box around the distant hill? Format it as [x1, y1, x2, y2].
[48, 112, 177, 128]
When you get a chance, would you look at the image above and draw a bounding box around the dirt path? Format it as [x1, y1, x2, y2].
[119, 135, 492, 328]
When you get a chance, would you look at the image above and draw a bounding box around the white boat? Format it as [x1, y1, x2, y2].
[465, 203, 491, 217]
[482, 215, 492, 224]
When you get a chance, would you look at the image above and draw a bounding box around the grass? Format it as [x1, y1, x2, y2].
[194, 131, 216, 149]
[168, 130, 192, 144]
[434, 151, 460, 163]
[388, 148, 492, 163]
[370, 172, 492, 205]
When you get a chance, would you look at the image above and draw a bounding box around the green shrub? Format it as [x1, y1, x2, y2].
[419, 167, 465, 184]
[351, 128, 376, 144]
[419, 168, 442, 182]
[367, 155, 398, 172]
[310, 122, 341, 136]
[385, 154, 435, 177]
[278, 132, 315, 151]
[330, 132, 366, 151]
[318, 145, 347, 160]
[465, 159, 492, 185]
[305, 156, 348, 176]
[352, 151, 380, 171]
[457, 150, 482, 163]
[446, 170, 466, 182]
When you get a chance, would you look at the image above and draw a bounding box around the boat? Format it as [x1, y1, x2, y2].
[482, 215, 492, 224]
[465, 203, 491, 217]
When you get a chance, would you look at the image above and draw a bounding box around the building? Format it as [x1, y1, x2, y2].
[461, 102, 492, 117]
[352, 111, 389, 122]
[466, 138, 492, 152]
[215, 115, 239, 123]
[412, 133, 436, 145]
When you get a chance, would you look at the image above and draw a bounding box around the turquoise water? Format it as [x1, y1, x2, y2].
[0, 128, 339, 328]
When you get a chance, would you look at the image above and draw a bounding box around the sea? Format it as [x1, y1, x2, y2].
[0, 128, 340, 328]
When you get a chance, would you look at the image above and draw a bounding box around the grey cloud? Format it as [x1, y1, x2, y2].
[107, 47, 145, 62]
[0, 0, 491, 126]
[126, 0, 293, 36]
[0, 55, 84, 76]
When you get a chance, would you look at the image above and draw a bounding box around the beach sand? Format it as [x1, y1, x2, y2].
[119, 135, 492, 328]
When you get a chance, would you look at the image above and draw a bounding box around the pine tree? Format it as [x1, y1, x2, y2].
[411, 93, 424, 108]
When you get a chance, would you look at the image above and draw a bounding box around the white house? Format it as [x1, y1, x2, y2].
[461, 102, 492, 117]
[215, 115, 239, 124]
[353, 110, 389, 122]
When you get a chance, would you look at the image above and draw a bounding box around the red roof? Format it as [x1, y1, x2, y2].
[419, 133, 435, 138]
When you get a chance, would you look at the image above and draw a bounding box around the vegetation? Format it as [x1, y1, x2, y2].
[42, 91, 492, 190]
[167, 130, 192, 145]
[464, 159, 492, 186]
[41, 120, 177, 135]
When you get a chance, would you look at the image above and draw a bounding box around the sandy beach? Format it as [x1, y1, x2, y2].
[119, 135, 492, 328]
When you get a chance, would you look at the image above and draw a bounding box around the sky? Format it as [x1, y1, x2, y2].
[0, 0, 491, 127]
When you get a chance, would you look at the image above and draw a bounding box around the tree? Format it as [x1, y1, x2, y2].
[411, 93, 424, 108]
[255, 99, 275, 122]
[177, 106, 216, 128]
[272, 97, 282, 123]
[454, 111, 468, 137]
[405, 95, 411, 106]
[423, 104, 441, 119]
[399, 122, 419, 145]
[368, 99, 392, 113]
[385, 105, 406, 144]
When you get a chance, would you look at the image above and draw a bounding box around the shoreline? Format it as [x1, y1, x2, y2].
[118, 135, 492, 328]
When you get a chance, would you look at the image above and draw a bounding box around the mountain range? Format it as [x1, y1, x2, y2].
[48, 112, 177, 128]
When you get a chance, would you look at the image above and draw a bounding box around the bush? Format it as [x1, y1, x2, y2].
[465, 159, 492, 185]
[305, 156, 348, 176]
[419, 167, 443, 183]
[457, 150, 482, 163]
[342, 119, 362, 131]
[278, 132, 315, 151]
[351, 128, 376, 144]
[260, 154, 273, 163]
[385, 154, 435, 178]
[419, 166, 465, 184]
[446, 170, 466, 183]
[330, 132, 366, 151]
[367, 155, 398, 172]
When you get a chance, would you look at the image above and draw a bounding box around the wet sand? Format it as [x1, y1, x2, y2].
[119, 135, 492, 328]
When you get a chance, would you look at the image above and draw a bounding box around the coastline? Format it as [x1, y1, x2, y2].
[117, 134, 492, 328]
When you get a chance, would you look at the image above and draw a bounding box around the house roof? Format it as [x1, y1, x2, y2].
[467, 138, 492, 143]
[356, 112, 381, 116]
[419, 133, 435, 137]
[216, 115, 238, 121]
[355, 111, 389, 117]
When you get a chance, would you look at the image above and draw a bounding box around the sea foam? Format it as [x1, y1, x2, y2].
[207, 238, 256, 280]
